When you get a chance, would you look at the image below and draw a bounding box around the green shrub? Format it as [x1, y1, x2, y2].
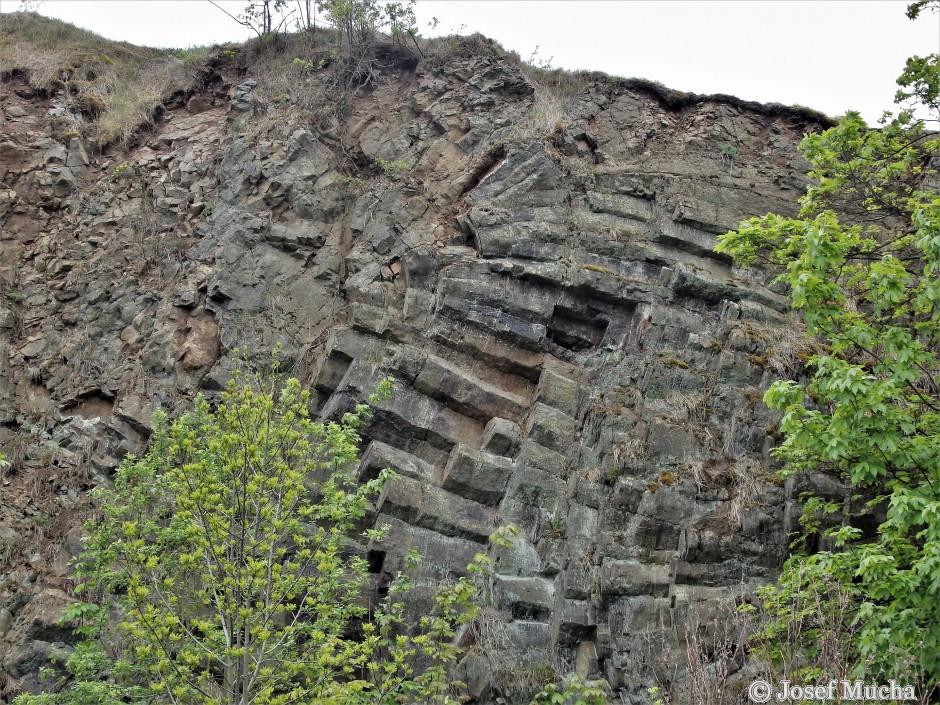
[14, 366, 512, 705]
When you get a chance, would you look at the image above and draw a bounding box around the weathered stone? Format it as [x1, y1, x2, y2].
[534, 368, 582, 417]
[575, 640, 600, 680]
[436, 444, 513, 506]
[600, 478, 646, 531]
[524, 403, 577, 455]
[647, 418, 707, 465]
[439, 296, 547, 351]
[368, 515, 479, 576]
[64, 139, 88, 170]
[412, 354, 528, 422]
[0, 608, 13, 638]
[229, 80, 260, 116]
[375, 474, 497, 543]
[537, 537, 566, 576]
[586, 191, 653, 222]
[517, 439, 568, 478]
[600, 559, 671, 597]
[481, 417, 522, 457]
[508, 464, 566, 510]
[186, 95, 213, 114]
[552, 599, 594, 645]
[495, 575, 554, 620]
[357, 440, 435, 483]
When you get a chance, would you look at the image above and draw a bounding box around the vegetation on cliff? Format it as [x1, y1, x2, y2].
[717, 2, 940, 687]
[0, 12, 204, 147]
[11, 366, 520, 705]
[4, 2, 924, 702]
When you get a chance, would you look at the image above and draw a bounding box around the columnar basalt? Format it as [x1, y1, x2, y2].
[0, 34, 829, 702]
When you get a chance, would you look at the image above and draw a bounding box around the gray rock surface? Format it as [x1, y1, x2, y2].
[0, 48, 830, 702]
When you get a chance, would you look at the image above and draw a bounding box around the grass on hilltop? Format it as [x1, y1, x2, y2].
[0, 12, 208, 147]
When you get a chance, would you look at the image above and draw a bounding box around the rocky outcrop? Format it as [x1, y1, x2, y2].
[0, 38, 826, 702]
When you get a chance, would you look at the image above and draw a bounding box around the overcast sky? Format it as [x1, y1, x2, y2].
[5, 0, 939, 123]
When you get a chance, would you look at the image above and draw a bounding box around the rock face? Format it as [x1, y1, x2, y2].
[0, 41, 827, 702]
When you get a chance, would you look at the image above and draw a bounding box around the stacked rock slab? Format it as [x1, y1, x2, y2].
[0, 47, 826, 702]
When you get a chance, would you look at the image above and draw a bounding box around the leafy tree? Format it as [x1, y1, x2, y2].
[14, 368, 505, 705]
[298, 0, 314, 30]
[316, 0, 420, 88]
[716, 4, 940, 687]
[208, 0, 294, 40]
[208, 0, 419, 52]
[318, 0, 417, 49]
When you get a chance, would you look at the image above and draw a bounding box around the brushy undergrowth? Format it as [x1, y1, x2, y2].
[0, 12, 207, 147]
[242, 28, 334, 109]
[517, 66, 592, 140]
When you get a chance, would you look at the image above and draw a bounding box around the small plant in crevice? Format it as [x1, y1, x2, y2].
[376, 157, 410, 174]
[717, 142, 738, 175]
[649, 685, 667, 705]
[544, 515, 567, 539]
[109, 163, 130, 180]
[335, 173, 365, 191]
[577, 462, 604, 484]
[659, 354, 690, 370]
[658, 469, 677, 487]
[292, 56, 315, 73]
[292, 55, 330, 74]
[531, 674, 607, 705]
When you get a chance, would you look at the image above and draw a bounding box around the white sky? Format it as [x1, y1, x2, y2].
[3, 0, 938, 123]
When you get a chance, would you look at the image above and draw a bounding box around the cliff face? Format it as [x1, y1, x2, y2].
[0, 23, 828, 702]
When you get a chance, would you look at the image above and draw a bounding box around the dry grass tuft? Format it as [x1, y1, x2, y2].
[617, 434, 651, 463]
[418, 32, 509, 70]
[661, 390, 708, 423]
[0, 12, 206, 147]
[242, 30, 333, 113]
[512, 66, 591, 142]
[726, 459, 762, 528]
[762, 317, 828, 378]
